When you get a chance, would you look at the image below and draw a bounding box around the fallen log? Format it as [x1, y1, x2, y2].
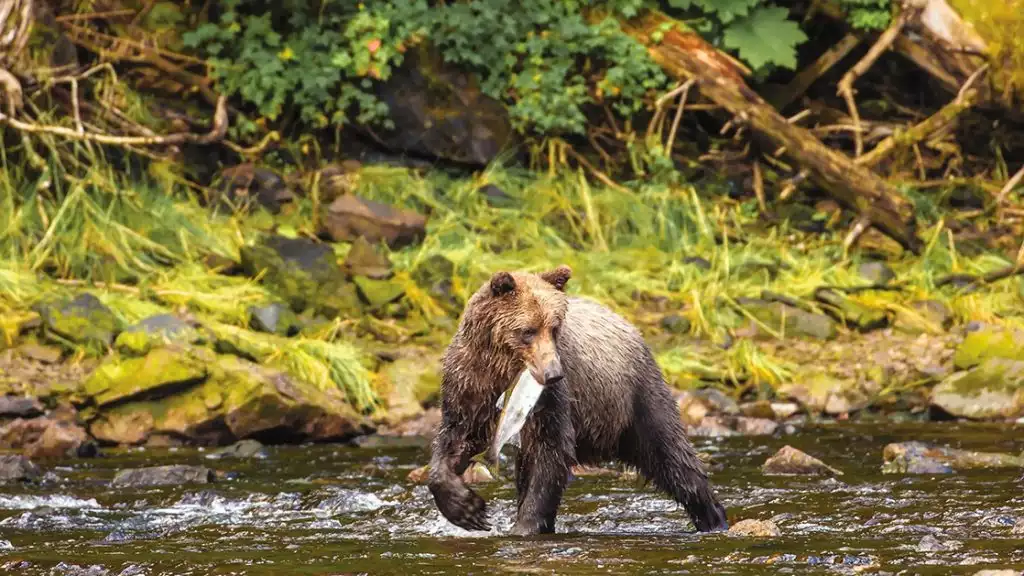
[613, 10, 922, 253]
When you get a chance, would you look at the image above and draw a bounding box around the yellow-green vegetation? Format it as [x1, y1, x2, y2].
[2, 158, 1024, 413]
[949, 0, 1024, 100]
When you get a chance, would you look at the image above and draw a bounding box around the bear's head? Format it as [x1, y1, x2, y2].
[468, 264, 572, 387]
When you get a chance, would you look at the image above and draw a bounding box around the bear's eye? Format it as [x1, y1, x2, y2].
[521, 328, 537, 344]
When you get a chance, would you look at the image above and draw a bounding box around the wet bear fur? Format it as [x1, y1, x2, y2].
[428, 264, 729, 535]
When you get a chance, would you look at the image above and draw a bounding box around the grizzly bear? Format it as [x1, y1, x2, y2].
[428, 265, 728, 536]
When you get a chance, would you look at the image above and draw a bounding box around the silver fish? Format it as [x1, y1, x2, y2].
[473, 369, 545, 473]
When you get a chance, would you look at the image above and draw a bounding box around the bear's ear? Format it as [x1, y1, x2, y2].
[489, 271, 516, 297]
[540, 264, 572, 292]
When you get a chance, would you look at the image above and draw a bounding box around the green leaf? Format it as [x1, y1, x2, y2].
[722, 6, 808, 71]
[705, 0, 761, 24]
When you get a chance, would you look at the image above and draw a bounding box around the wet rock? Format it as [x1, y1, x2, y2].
[369, 45, 514, 166]
[882, 441, 1024, 474]
[39, 293, 123, 352]
[343, 236, 393, 280]
[894, 300, 953, 335]
[90, 355, 373, 446]
[736, 298, 837, 340]
[377, 351, 441, 427]
[739, 400, 774, 420]
[972, 571, 1023, 576]
[0, 454, 41, 483]
[857, 261, 895, 285]
[729, 519, 781, 537]
[814, 288, 890, 332]
[207, 439, 268, 460]
[762, 445, 843, 476]
[953, 324, 1024, 370]
[0, 395, 44, 418]
[213, 163, 295, 213]
[779, 371, 870, 415]
[693, 389, 740, 415]
[379, 407, 441, 438]
[0, 417, 96, 459]
[321, 194, 427, 251]
[247, 303, 300, 337]
[111, 465, 215, 488]
[930, 358, 1024, 420]
[770, 402, 800, 420]
[1012, 519, 1024, 535]
[16, 343, 63, 364]
[916, 534, 958, 552]
[734, 417, 778, 436]
[240, 235, 360, 316]
[114, 314, 204, 356]
[84, 346, 210, 407]
[353, 276, 406, 309]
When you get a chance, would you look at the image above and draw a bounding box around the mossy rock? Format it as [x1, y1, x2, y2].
[930, 358, 1024, 420]
[39, 293, 124, 353]
[893, 300, 953, 336]
[953, 324, 1024, 370]
[343, 236, 393, 279]
[247, 303, 301, 337]
[354, 276, 406, 309]
[240, 234, 362, 317]
[814, 288, 890, 332]
[83, 346, 212, 407]
[376, 352, 442, 426]
[114, 314, 205, 357]
[737, 298, 837, 340]
[89, 355, 374, 446]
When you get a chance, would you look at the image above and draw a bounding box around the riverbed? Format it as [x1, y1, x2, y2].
[1, 421, 1022, 575]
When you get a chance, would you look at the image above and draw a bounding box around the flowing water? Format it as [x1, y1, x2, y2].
[1, 421, 1022, 575]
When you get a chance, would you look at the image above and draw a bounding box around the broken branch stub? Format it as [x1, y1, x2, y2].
[617, 10, 922, 253]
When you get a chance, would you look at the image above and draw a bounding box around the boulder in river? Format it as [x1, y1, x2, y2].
[930, 358, 1024, 420]
[0, 454, 41, 483]
[0, 417, 96, 459]
[39, 293, 123, 353]
[111, 465, 215, 488]
[882, 441, 1024, 474]
[728, 518, 781, 537]
[762, 445, 843, 476]
[320, 194, 428, 250]
[206, 439, 269, 460]
[240, 234, 361, 317]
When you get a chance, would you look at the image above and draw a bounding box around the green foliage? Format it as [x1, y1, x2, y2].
[837, 0, 892, 30]
[180, 0, 818, 140]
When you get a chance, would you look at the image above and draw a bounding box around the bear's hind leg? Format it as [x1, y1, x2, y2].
[510, 386, 575, 536]
[619, 390, 728, 533]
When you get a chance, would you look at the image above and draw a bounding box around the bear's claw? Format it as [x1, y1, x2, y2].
[435, 482, 491, 532]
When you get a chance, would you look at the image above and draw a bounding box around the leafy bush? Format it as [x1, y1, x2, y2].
[182, 0, 822, 140]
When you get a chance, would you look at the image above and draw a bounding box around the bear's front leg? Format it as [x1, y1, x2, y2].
[510, 384, 576, 536]
[427, 419, 491, 532]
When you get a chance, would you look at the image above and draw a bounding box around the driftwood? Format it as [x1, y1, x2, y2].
[616, 10, 923, 253]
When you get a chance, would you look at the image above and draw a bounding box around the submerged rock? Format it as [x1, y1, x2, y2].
[207, 439, 269, 460]
[882, 441, 1024, 474]
[762, 445, 843, 476]
[39, 293, 123, 352]
[930, 358, 1024, 420]
[321, 194, 427, 250]
[240, 235, 360, 316]
[0, 454, 41, 483]
[114, 314, 204, 356]
[89, 355, 373, 446]
[728, 518, 781, 537]
[953, 324, 1024, 370]
[111, 465, 214, 488]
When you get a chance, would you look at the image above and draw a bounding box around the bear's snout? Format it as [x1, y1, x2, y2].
[542, 359, 564, 386]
